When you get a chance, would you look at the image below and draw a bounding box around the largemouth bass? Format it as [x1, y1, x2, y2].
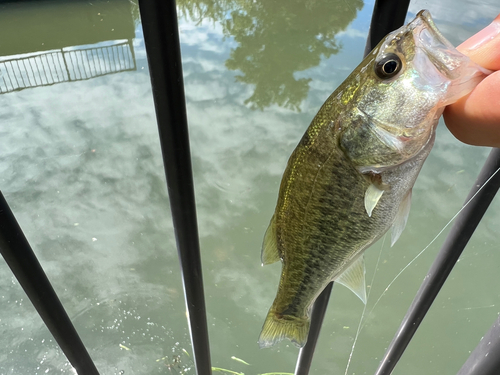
[259, 10, 489, 348]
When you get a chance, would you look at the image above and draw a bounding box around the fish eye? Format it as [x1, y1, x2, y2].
[375, 53, 402, 79]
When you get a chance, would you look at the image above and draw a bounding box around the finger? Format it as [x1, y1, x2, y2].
[456, 14, 500, 70]
[443, 15, 500, 147]
[444, 71, 500, 147]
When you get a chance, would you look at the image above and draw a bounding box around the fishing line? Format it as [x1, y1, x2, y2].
[344, 234, 387, 375]
[343, 165, 500, 374]
[366, 165, 500, 321]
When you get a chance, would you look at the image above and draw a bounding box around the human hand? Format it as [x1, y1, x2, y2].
[443, 15, 500, 147]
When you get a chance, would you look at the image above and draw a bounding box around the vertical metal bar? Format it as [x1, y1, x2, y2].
[103, 47, 110, 73]
[111, 46, 118, 72]
[16, 60, 27, 87]
[79, 50, 86, 79]
[137, 1, 212, 374]
[8, 61, 20, 89]
[21, 59, 33, 87]
[27, 58, 39, 85]
[89, 49, 98, 77]
[293, 1, 410, 373]
[457, 314, 500, 375]
[42, 54, 55, 84]
[375, 148, 500, 375]
[0, 192, 99, 375]
[128, 39, 137, 71]
[52, 52, 64, 82]
[3, 63, 14, 91]
[294, 283, 333, 375]
[61, 49, 71, 81]
[96, 49, 106, 75]
[363, 0, 411, 57]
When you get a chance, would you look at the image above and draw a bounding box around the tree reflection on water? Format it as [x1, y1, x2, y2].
[177, 0, 363, 111]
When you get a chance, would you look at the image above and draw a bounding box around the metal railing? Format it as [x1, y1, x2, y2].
[0, 41, 136, 94]
[1, 0, 499, 374]
[0, 192, 100, 375]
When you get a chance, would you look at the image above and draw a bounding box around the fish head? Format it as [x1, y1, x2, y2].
[341, 10, 489, 169]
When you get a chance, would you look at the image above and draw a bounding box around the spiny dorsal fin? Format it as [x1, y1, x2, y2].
[261, 215, 281, 265]
[364, 183, 384, 217]
[335, 255, 367, 304]
[391, 189, 412, 247]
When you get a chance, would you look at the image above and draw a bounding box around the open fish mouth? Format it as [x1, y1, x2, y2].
[414, 10, 453, 52]
[407, 9, 491, 105]
[413, 10, 491, 80]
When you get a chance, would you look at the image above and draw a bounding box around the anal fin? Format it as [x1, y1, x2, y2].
[335, 255, 367, 304]
[261, 215, 281, 265]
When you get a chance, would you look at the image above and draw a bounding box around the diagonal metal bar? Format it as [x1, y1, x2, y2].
[457, 313, 500, 375]
[0, 192, 99, 375]
[137, 1, 212, 374]
[293, 1, 410, 373]
[375, 148, 500, 375]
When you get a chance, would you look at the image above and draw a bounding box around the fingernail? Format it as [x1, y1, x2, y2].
[460, 15, 500, 51]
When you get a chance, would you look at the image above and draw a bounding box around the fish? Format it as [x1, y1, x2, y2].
[258, 10, 490, 349]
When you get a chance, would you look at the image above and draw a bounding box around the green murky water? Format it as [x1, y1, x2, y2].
[0, 0, 499, 374]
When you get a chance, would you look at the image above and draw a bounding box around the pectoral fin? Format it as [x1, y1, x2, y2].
[261, 215, 281, 265]
[364, 183, 384, 217]
[391, 189, 412, 247]
[335, 255, 367, 304]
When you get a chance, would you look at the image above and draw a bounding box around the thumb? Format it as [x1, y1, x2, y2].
[456, 14, 500, 70]
[443, 15, 500, 147]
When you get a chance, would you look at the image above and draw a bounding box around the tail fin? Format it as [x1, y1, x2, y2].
[258, 310, 310, 348]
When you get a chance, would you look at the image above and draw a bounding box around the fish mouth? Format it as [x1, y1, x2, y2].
[410, 9, 468, 80]
[409, 9, 490, 102]
[414, 10, 451, 51]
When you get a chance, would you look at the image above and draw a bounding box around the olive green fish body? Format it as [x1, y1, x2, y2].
[259, 10, 489, 348]
[260, 82, 433, 347]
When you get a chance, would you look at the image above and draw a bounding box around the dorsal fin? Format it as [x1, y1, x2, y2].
[335, 255, 367, 304]
[391, 189, 412, 246]
[261, 215, 281, 265]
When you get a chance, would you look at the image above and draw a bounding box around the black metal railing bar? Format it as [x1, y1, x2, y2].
[294, 283, 333, 375]
[0, 192, 100, 375]
[137, 0, 212, 374]
[457, 313, 500, 375]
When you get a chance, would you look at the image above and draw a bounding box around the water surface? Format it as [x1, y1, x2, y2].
[0, 0, 499, 374]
